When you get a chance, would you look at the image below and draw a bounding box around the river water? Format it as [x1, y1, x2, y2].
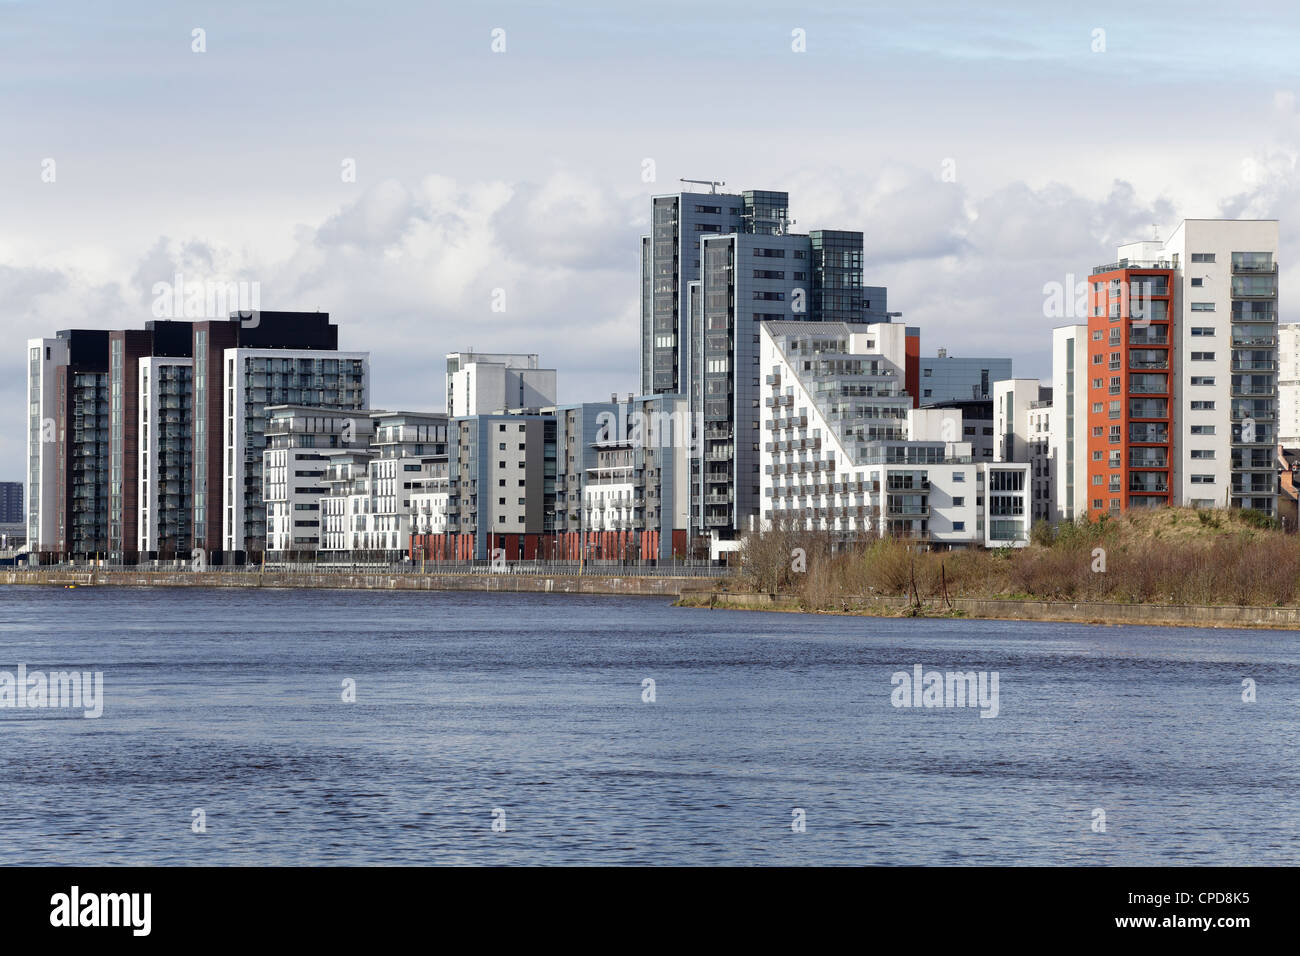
[0, 586, 1296, 865]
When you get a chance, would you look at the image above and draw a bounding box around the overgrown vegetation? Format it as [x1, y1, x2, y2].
[736, 509, 1300, 609]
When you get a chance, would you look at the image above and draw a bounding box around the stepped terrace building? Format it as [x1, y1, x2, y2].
[759, 321, 1029, 548]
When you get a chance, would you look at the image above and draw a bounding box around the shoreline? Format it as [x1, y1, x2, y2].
[673, 591, 1300, 631]
[5, 568, 1300, 629]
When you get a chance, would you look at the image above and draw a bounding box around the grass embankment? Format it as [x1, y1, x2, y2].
[730, 508, 1299, 612]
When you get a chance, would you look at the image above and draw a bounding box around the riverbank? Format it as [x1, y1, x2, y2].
[674, 589, 1300, 629]
[0, 568, 696, 597]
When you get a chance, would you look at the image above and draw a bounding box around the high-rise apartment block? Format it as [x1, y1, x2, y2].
[640, 186, 908, 543]
[1078, 221, 1278, 517]
[26, 312, 369, 563]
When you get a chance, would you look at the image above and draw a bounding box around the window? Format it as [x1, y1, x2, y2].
[1190, 253, 1215, 263]
[1092, 330, 1103, 341]
[923, 368, 932, 377]
[1191, 277, 1203, 287]
[952, 521, 965, 532]
[953, 473, 965, 482]
[1092, 402, 1103, 414]
[1190, 474, 1215, 484]
[1190, 424, 1216, 435]
[952, 497, 965, 507]
[1190, 302, 1216, 312]
[1190, 449, 1215, 459]
[1092, 353, 1103, 365]
[1190, 327, 1214, 337]
[1190, 352, 1215, 361]
[1191, 400, 1216, 410]
[1190, 376, 1215, 386]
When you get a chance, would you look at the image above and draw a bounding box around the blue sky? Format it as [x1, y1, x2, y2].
[3, 0, 1300, 476]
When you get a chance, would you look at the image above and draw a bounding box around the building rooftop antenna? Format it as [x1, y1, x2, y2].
[680, 178, 726, 195]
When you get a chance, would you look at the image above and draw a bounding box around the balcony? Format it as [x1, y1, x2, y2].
[886, 505, 930, 517]
[1128, 476, 1169, 493]
[1231, 260, 1276, 274]
[1129, 452, 1168, 468]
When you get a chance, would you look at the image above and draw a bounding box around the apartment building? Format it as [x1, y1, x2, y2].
[923, 398, 996, 461]
[993, 379, 1055, 523]
[554, 400, 617, 543]
[1078, 221, 1279, 517]
[26, 312, 370, 563]
[577, 393, 690, 561]
[220, 342, 369, 557]
[412, 413, 557, 561]
[25, 330, 110, 558]
[445, 351, 556, 417]
[137, 354, 193, 558]
[1051, 325, 1089, 522]
[1279, 323, 1300, 448]
[263, 407, 375, 557]
[759, 321, 1029, 547]
[26, 334, 71, 553]
[639, 187, 898, 545]
[0, 482, 22, 525]
[314, 411, 447, 558]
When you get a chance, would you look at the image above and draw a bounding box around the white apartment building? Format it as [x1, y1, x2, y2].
[1152, 220, 1279, 512]
[319, 450, 374, 555]
[1280, 323, 1300, 448]
[1051, 325, 1089, 522]
[445, 351, 556, 417]
[317, 410, 449, 556]
[759, 321, 1030, 548]
[222, 348, 370, 554]
[409, 461, 451, 539]
[25, 336, 71, 552]
[993, 378, 1055, 523]
[263, 407, 374, 556]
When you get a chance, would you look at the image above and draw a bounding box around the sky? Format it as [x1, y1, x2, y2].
[3, 0, 1300, 479]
